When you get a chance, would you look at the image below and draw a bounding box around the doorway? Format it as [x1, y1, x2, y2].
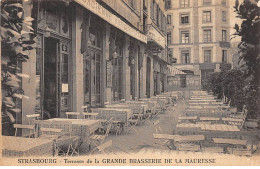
[180, 75, 187, 88]
[43, 37, 59, 118]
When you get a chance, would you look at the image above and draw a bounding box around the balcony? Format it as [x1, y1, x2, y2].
[220, 63, 232, 71]
[219, 41, 231, 48]
[146, 24, 166, 50]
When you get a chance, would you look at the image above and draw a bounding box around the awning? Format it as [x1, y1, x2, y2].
[213, 138, 247, 145]
[147, 25, 166, 49]
[167, 65, 186, 76]
[74, 0, 147, 43]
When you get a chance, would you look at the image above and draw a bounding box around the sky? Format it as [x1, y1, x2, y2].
[229, 0, 242, 42]
[229, 0, 260, 42]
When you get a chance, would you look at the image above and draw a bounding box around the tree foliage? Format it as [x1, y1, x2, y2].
[206, 0, 260, 118]
[1, 0, 35, 135]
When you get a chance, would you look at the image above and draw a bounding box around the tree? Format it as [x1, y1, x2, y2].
[233, 0, 260, 118]
[1, 0, 35, 135]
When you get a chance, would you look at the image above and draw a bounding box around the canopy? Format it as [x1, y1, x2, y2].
[167, 65, 186, 76]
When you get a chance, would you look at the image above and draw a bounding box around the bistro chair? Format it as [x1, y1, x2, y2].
[26, 114, 40, 125]
[90, 140, 113, 155]
[13, 124, 35, 138]
[82, 105, 88, 112]
[89, 117, 113, 153]
[51, 121, 80, 156]
[82, 112, 99, 120]
[152, 121, 174, 150]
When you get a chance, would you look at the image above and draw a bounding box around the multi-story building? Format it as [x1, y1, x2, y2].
[166, 0, 231, 91]
[2, 0, 169, 135]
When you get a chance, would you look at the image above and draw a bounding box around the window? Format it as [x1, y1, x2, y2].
[165, 0, 171, 9]
[181, 31, 189, 43]
[203, 0, 212, 6]
[180, 0, 189, 8]
[222, 30, 227, 42]
[167, 15, 171, 25]
[167, 32, 172, 44]
[150, 0, 154, 19]
[221, 0, 226, 6]
[129, 0, 137, 9]
[203, 11, 211, 23]
[143, 0, 148, 11]
[157, 7, 161, 26]
[222, 50, 227, 63]
[203, 29, 211, 42]
[154, 1, 157, 22]
[162, 14, 166, 33]
[222, 11, 227, 22]
[181, 50, 190, 64]
[204, 50, 211, 63]
[181, 14, 189, 24]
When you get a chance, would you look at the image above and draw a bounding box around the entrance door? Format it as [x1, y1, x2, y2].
[84, 50, 102, 107]
[180, 75, 187, 88]
[43, 38, 59, 118]
[201, 69, 214, 90]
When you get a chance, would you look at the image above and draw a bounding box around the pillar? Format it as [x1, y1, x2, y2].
[22, 0, 36, 127]
[134, 43, 139, 100]
[72, 6, 84, 112]
[124, 36, 131, 100]
[150, 57, 154, 97]
[102, 23, 110, 106]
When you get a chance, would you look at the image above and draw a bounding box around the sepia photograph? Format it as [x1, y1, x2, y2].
[0, 0, 260, 166]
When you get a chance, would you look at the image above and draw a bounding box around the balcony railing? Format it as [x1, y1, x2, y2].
[219, 41, 231, 48]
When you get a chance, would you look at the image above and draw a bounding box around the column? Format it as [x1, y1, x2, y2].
[134, 44, 139, 100]
[101, 23, 110, 106]
[124, 36, 131, 100]
[141, 54, 147, 98]
[22, 0, 36, 127]
[72, 6, 84, 112]
[150, 57, 154, 97]
[157, 72, 161, 94]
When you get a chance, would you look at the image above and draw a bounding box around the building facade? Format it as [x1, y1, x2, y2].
[2, 0, 169, 135]
[166, 0, 232, 91]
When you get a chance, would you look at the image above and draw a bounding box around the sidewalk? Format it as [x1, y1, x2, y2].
[106, 99, 187, 154]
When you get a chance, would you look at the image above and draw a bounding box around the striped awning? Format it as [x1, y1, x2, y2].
[167, 65, 186, 76]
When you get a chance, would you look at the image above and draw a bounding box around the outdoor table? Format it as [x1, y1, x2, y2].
[178, 116, 198, 120]
[199, 117, 220, 121]
[45, 118, 101, 137]
[2, 136, 54, 157]
[190, 99, 216, 101]
[105, 104, 129, 108]
[176, 123, 240, 132]
[96, 108, 133, 121]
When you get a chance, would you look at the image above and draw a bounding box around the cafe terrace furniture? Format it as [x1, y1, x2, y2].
[89, 118, 113, 154]
[2, 136, 54, 157]
[65, 112, 81, 119]
[153, 134, 204, 151]
[26, 114, 40, 124]
[212, 138, 252, 156]
[44, 118, 101, 135]
[35, 120, 81, 156]
[202, 146, 224, 153]
[13, 124, 35, 138]
[91, 140, 113, 155]
[178, 116, 198, 123]
[82, 112, 99, 120]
